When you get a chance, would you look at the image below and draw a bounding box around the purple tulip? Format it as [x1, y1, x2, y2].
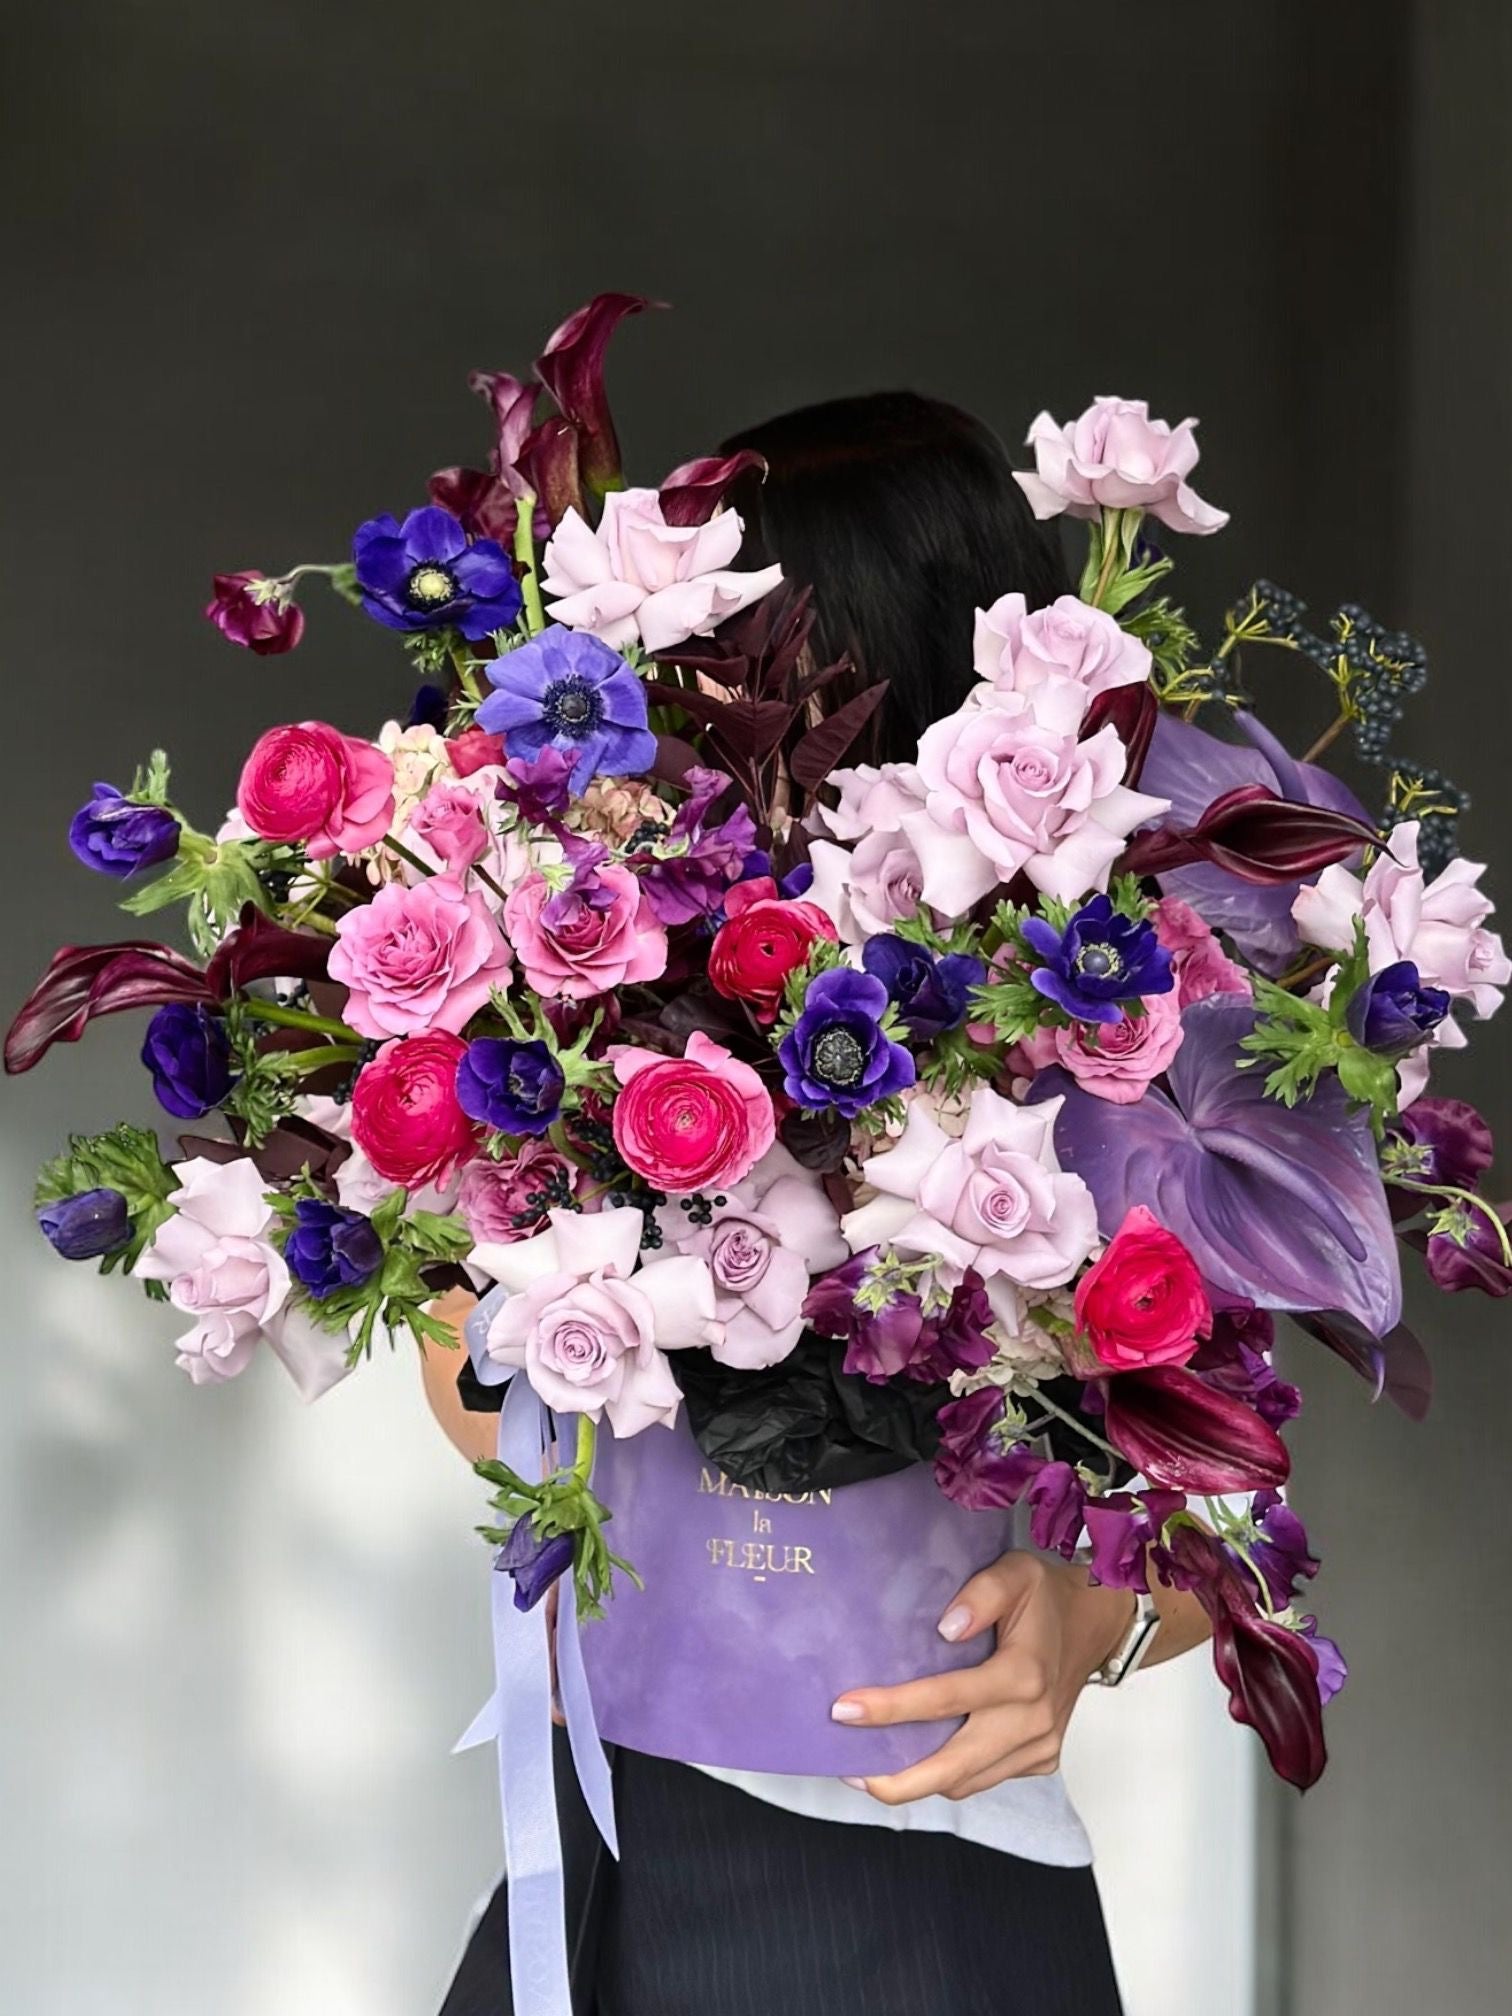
[777, 967, 915, 1119]
[36, 1187, 131, 1261]
[353, 504, 522, 642]
[140, 1002, 235, 1120]
[455, 1038, 565, 1138]
[476, 625, 656, 796]
[496, 1514, 575, 1613]
[68, 784, 180, 881]
[1020, 894, 1173, 1025]
[1344, 960, 1449, 1055]
[285, 1198, 383, 1300]
[861, 936, 987, 1038]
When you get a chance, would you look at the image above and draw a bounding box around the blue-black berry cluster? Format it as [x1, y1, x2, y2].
[1384, 763, 1470, 881]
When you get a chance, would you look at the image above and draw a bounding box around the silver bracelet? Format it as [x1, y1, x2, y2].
[1085, 1590, 1161, 1688]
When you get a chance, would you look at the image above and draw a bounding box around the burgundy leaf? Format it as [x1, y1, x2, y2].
[519, 414, 583, 528]
[205, 907, 332, 998]
[1122, 785, 1379, 885]
[788, 681, 891, 792]
[645, 683, 797, 765]
[648, 734, 713, 791]
[1103, 1365, 1291, 1492]
[534, 293, 661, 500]
[659, 450, 768, 528]
[1084, 682, 1158, 786]
[779, 1105, 852, 1173]
[5, 941, 212, 1075]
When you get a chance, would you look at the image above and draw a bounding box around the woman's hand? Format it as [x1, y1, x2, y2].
[829, 1553, 1134, 1804]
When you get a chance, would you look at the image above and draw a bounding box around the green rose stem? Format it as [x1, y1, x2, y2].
[513, 491, 548, 636]
[1086, 507, 1142, 610]
[1025, 1386, 1123, 1464]
[243, 999, 358, 1042]
[381, 831, 511, 908]
[572, 1414, 597, 1485]
[285, 1044, 364, 1076]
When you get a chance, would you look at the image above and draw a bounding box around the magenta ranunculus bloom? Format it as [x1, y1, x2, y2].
[1014, 397, 1229, 536]
[328, 874, 511, 1040]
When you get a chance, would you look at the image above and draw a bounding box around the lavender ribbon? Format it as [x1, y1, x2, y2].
[454, 1288, 617, 2016]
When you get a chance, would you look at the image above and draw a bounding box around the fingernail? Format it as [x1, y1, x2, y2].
[830, 1699, 865, 1723]
[938, 1605, 973, 1642]
[841, 1776, 868, 1791]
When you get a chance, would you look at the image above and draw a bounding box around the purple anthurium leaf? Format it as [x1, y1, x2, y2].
[659, 450, 768, 528]
[1136, 711, 1372, 974]
[1289, 1311, 1433, 1421]
[1083, 681, 1158, 787]
[5, 941, 212, 1075]
[205, 906, 332, 997]
[534, 293, 662, 500]
[1035, 995, 1403, 1337]
[1103, 1366, 1291, 1491]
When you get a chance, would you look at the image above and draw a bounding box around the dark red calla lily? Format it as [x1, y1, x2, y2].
[534, 293, 662, 503]
[5, 941, 212, 1075]
[1083, 681, 1158, 786]
[519, 414, 585, 529]
[204, 906, 332, 997]
[1162, 1525, 1327, 1790]
[1121, 783, 1380, 885]
[1103, 1364, 1291, 1492]
[658, 450, 768, 528]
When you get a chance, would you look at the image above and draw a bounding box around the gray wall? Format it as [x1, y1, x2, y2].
[2, 4, 1506, 2011]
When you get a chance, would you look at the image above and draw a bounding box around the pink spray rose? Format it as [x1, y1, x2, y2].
[541, 487, 783, 653]
[505, 861, 668, 1001]
[843, 1087, 1099, 1305]
[328, 875, 511, 1040]
[236, 720, 395, 860]
[1052, 986, 1185, 1103]
[474, 1207, 720, 1435]
[404, 781, 491, 873]
[654, 1145, 848, 1368]
[610, 1032, 776, 1196]
[1013, 397, 1229, 536]
[973, 592, 1152, 718]
[906, 689, 1169, 909]
[1152, 897, 1252, 1007]
[458, 1140, 584, 1245]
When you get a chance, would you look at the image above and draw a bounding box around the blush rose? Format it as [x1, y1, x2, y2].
[328, 875, 511, 1040]
[504, 862, 668, 1001]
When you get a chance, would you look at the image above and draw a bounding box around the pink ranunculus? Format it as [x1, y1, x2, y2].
[1074, 1205, 1213, 1372]
[1014, 397, 1229, 536]
[1052, 987, 1185, 1104]
[973, 592, 1152, 720]
[504, 862, 668, 1002]
[328, 875, 511, 1040]
[610, 1031, 776, 1196]
[843, 1087, 1099, 1300]
[1152, 896, 1252, 1007]
[655, 1145, 848, 1368]
[1293, 820, 1509, 1052]
[906, 689, 1169, 910]
[236, 720, 396, 860]
[474, 1208, 720, 1435]
[540, 487, 783, 654]
[458, 1140, 584, 1245]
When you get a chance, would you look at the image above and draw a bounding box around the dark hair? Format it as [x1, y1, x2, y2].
[721, 391, 1071, 765]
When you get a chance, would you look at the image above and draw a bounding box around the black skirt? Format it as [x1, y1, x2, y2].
[440, 1735, 1123, 2016]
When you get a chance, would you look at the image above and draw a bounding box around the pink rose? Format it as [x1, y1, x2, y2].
[1053, 987, 1185, 1103]
[974, 592, 1151, 720]
[328, 875, 511, 1040]
[458, 1140, 583, 1245]
[405, 781, 491, 873]
[541, 487, 783, 653]
[236, 720, 396, 860]
[505, 862, 668, 1001]
[1152, 897, 1251, 1007]
[475, 1208, 720, 1435]
[844, 1087, 1099, 1304]
[610, 1031, 776, 1196]
[907, 690, 1169, 909]
[655, 1146, 847, 1368]
[1014, 397, 1228, 536]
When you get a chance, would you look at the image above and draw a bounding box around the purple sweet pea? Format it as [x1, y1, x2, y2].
[805, 1255, 995, 1385]
[1385, 1097, 1494, 1196]
[495, 747, 576, 824]
[1298, 1618, 1349, 1705]
[1021, 894, 1174, 1025]
[205, 571, 306, 655]
[140, 1002, 235, 1119]
[933, 1389, 1043, 1511]
[1344, 960, 1449, 1056]
[1082, 1488, 1186, 1592]
[1021, 1459, 1087, 1559]
[284, 1198, 383, 1300]
[455, 1037, 565, 1138]
[36, 1187, 131, 1261]
[777, 967, 915, 1119]
[353, 504, 523, 641]
[68, 784, 180, 880]
[861, 936, 987, 1039]
[476, 624, 656, 796]
[496, 1513, 576, 1612]
[1415, 1200, 1512, 1296]
[1190, 1304, 1301, 1429]
[627, 768, 759, 928]
[1245, 1489, 1320, 1610]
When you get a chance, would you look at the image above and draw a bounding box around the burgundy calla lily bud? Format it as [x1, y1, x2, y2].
[1082, 680, 1159, 787]
[204, 905, 333, 997]
[534, 292, 661, 501]
[519, 414, 585, 528]
[205, 571, 305, 655]
[658, 450, 768, 529]
[5, 940, 212, 1076]
[1102, 1364, 1291, 1492]
[1121, 784, 1380, 885]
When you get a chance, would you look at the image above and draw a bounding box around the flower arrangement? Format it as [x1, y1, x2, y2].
[11, 303, 1509, 1795]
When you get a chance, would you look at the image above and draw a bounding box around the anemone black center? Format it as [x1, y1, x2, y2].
[1075, 944, 1121, 981]
[543, 675, 602, 736]
[405, 563, 459, 609]
[812, 1024, 866, 1087]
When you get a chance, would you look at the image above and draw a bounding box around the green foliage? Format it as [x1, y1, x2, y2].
[1238, 920, 1400, 1135]
[1122, 596, 1203, 699]
[476, 1428, 641, 1621]
[269, 1183, 475, 1361]
[34, 1123, 177, 1280]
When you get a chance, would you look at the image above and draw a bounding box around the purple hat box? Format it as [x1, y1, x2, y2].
[577, 1414, 1016, 1778]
